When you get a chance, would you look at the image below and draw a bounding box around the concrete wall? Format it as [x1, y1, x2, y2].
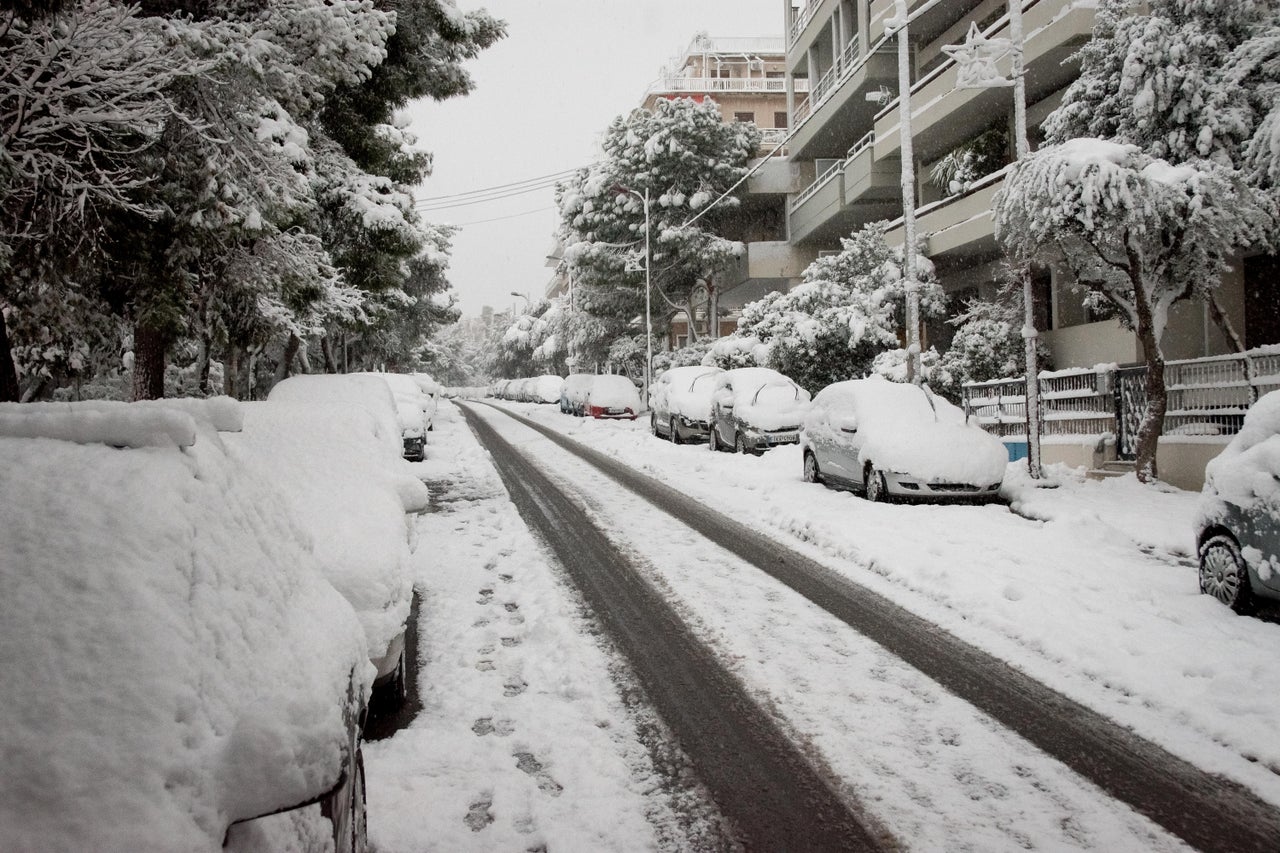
[1157, 439, 1226, 493]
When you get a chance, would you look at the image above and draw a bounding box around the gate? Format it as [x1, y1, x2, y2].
[1114, 366, 1147, 460]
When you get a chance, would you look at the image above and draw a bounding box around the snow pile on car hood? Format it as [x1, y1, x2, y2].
[736, 381, 810, 431]
[0, 409, 368, 851]
[229, 401, 419, 664]
[1200, 389, 1280, 524]
[268, 374, 403, 461]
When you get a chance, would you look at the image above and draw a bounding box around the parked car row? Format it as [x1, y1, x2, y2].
[490, 373, 643, 420]
[0, 374, 432, 850]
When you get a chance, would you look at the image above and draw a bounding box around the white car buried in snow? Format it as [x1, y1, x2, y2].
[584, 374, 642, 420]
[0, 399, 371, 852]
[801, 376, 1007, 502]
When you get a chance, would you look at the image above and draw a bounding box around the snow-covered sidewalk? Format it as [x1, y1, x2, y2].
[500, 401, 1280, 809]
[363, 403, 726, 851]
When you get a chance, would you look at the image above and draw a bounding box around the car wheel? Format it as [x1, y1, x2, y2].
[864, 464, 888, 503]
[1199, 534, 1255, 614]
[650, 413, 659, 436]
[670, 417, 682, 445]
[325, 747, 367, 853]
[803, 451, 822, 484]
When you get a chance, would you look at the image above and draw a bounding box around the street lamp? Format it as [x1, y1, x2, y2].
[612, 184, 653, 402]
[884, 0, 923, 386]
[942, 3, 1042, 479]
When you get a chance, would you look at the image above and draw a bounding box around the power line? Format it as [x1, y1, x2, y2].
[415, 178, 566, 212]
[414, 166, 586, 208]
[435, 205, 556, 227]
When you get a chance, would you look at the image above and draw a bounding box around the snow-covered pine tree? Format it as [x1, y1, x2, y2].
[994, 139, 1272, 481]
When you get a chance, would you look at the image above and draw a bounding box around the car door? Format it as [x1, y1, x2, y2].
[832, 393, 867, 484]
[712, 378, 734, 444]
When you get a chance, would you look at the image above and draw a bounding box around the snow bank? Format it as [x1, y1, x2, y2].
[229, 401, 418, 668]
[0, 405, 197, 448]
[0, 420, 367, 851]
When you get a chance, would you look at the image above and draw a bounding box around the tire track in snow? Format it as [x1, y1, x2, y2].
[472, 401, 1280, 853]
[459, 403, 893, 852]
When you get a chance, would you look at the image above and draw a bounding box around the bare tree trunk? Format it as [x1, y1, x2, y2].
[0, 309, 21, 403]
[19, 375, 45, 403]
[320, 334, 338, 373]
[195, 332, 211, 396]
[131, 321, 168, 401]
[708, 278, 721, 339]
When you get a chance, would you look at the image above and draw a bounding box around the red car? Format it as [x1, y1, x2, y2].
[585, 374, 642, 419]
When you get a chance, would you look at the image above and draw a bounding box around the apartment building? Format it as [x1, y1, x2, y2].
[781, 0, 1279, 366]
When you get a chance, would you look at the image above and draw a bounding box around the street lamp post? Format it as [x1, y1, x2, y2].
[613, 185, 653, 403]
[943, 2, 1042, 479]
[885, 0, 923, 386]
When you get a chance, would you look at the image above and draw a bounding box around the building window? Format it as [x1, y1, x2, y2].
[711, 68, 731, 79]
[765, 70, 784, 78]
[734, 111, 755, 124]
[774, 111, 788, 129]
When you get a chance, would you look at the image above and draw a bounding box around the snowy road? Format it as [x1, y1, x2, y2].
[468, 402, 1279, 852]
[367, 400, 1280, 851]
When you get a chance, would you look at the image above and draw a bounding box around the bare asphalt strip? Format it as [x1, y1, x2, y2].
[458, 403, 893, 852]
[473, 401, 1280, 853]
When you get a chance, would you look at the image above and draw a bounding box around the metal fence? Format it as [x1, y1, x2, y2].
[962, 346, 1280, 450]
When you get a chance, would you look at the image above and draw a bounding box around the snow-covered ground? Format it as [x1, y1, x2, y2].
[368, 397, 1280, 850]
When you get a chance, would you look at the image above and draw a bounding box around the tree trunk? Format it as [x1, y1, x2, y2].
[273, 333, 301, 387]
[1207, 291, 1246, 354]
[0, 309, 21, 403]
[195, 332, 211, 397]
[1131, 287, 1165, 483]
[225, 345, 241, 399]
[320, 334, 338, 373]
[131, 321, 168, 401]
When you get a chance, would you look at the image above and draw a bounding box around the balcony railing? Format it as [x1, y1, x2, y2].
[793, 37, 894, 129]
[759, 127, 790, 147]
[789, 1, 821, 45]
[648, 76, 810, 97]
[791, 159, 844, 210]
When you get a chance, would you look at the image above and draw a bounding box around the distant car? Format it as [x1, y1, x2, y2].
[561, 373, 596, 415]
[365, 372, 432, 461]
[708, 367, 810, 454]
[0, 399, 371, 852]
[800, 376, 1006, 502]
[1196, 390, 1280, 614]
[585, 374, 642, 419]
[650, 365, 723, 443]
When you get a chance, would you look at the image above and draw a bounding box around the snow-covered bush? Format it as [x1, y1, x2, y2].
[704, 335, 767, 370]
[932, 298, 1052, 400]
[652, 339, 714, 374]
[930, 125, 1009, 195]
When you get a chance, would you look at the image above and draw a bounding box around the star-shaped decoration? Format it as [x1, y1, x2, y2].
[943, 22, 1015, 89]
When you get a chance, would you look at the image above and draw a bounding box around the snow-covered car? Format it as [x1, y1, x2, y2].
[365, 372, 433, 461]
[268, 373, 404, 464]
[0, 399, 371, 852]
[412, 372, 441, 428]
[561, 373, 597, 415]
[1195, 390, 1280, 614]
[584, 374, 642, 419]
[708, 367, 810, 454]
[531, 374, 565, 405]
[650, 365, 724, 443]
[800, 376, 1006, 502]
[231, 399, 427, 706]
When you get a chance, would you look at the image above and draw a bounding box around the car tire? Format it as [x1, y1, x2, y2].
[325, 747, 367, 853]
[803, 451, 822, 484]
[670, 417, 682, 445]
[864, 464, 888, 503]
[1199, 533, 1255, 614]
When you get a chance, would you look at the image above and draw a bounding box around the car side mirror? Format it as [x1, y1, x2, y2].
[838, 415, 858, 433]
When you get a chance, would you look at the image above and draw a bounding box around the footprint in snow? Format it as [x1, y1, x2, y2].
[501, 636, 521, 648]
[504, 678, 527, 697]
[503, 601, 519, 612]
[477, 588, 494, 605]
[472, 717, 515, 737]
[464, 794, 494, 832]
[514, 752, 563, 797]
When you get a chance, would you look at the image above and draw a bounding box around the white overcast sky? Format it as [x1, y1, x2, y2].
[403, 0, 783, 319]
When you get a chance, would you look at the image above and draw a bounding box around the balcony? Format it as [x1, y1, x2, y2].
[884, 167, 1009, 259]
[874, 0, 1095, 164]
[645, 76, 810, 99]
[788, 0, 829, 49]
[789, 132, 901, 245]
[790, 42, 897, 160]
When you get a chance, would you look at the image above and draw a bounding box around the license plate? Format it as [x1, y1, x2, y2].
[607, 408, 625, 415]
[768, 432, 797, 443]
